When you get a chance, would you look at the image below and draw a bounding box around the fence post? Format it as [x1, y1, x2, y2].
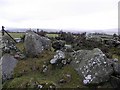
[2, 26, 5, 36]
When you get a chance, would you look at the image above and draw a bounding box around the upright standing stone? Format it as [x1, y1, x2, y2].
[24, 30, 51, 57]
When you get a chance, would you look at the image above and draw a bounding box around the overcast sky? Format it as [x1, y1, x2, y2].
[0, 0, 119, 30]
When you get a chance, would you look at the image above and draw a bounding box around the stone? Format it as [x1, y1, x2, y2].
[110, 59, 120, 75]
[43, 67, 47, 73]
[66, 74, 72, 82]
[19, 54, 26, 59]
[66, 74, 71, 78]
[113, 58, 119, 62]
[71, 48, 113, 85]
[24, 30, 51, 57]
[2, 35, 17, 54]
[49, 85, 53, 88]
[50, 50, 65, 64]
[110, 76, 120, 88]
[1, 54, 18, 82]
[1, 35, 21, 61]
[37, 84, 43, 89]
[61, 60, 67, 65]
[59, 79, 67, 84]
[14, 54, 20, 59]
[113, 63, 120, 75]
[62, 44, 74, 52]
[42, 66, 48, 73]
[14, 38, 21, 43]
[50, 58, 57, 64]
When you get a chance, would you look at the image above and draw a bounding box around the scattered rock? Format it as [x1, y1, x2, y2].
[110, 76, 120, 88]
[113, 58, 119, 62]
[37, 84, 43, 89]
[59, 79, 67, 84]
[14, 53, 26, 60]
[62, 44, 74, 52]
[14, 38, 21, 43]
[42, 65, 48, 73]
[110, 59, 120, 75]
[50, 58, 57, 64]
[66, 74, 72, 82]
[61, 60, 67, 65]
[113, 63, 120, 75]
[19, 54, 26, 59]
[2, 35, 18, 54]
[50, 50, 65, 64]
[14, 54, 20, 59]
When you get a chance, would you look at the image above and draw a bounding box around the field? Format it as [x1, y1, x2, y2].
[46, 34, 58, 38]
[5, 32, 58, 38]
[5, 32, 25, 38]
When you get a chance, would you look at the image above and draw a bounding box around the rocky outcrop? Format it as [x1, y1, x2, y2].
[71, 48, 113, 85]
[2, 35, 18, 54]
[24, 31, 51, 57]
[1, 54, 18, 82]
[1, 35, 25, 60]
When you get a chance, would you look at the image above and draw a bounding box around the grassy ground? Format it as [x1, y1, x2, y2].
[3, 42, 86, 88]
[16, 42, 25, 52]
[112, 54, 120, 61]
[3, 65, 85, 88]
[109, 47, 120, 61]
[5, 32, 58, 38]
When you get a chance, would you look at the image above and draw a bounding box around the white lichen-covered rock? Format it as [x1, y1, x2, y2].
[50, 50, 65, 64]
[37, 84, 43, 88]
[50, 58, 57, 64]
[1, 54, 18, 82]
[24, 31, 51, 57]
[71, 48, 113, 85]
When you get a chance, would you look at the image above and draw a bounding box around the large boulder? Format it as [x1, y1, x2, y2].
[24, 31, 51, 57]
[71, 48, 113, 85]
[1, 54, 18, 82]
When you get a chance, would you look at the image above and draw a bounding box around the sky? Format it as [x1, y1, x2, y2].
[0, 0, 119, 31]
